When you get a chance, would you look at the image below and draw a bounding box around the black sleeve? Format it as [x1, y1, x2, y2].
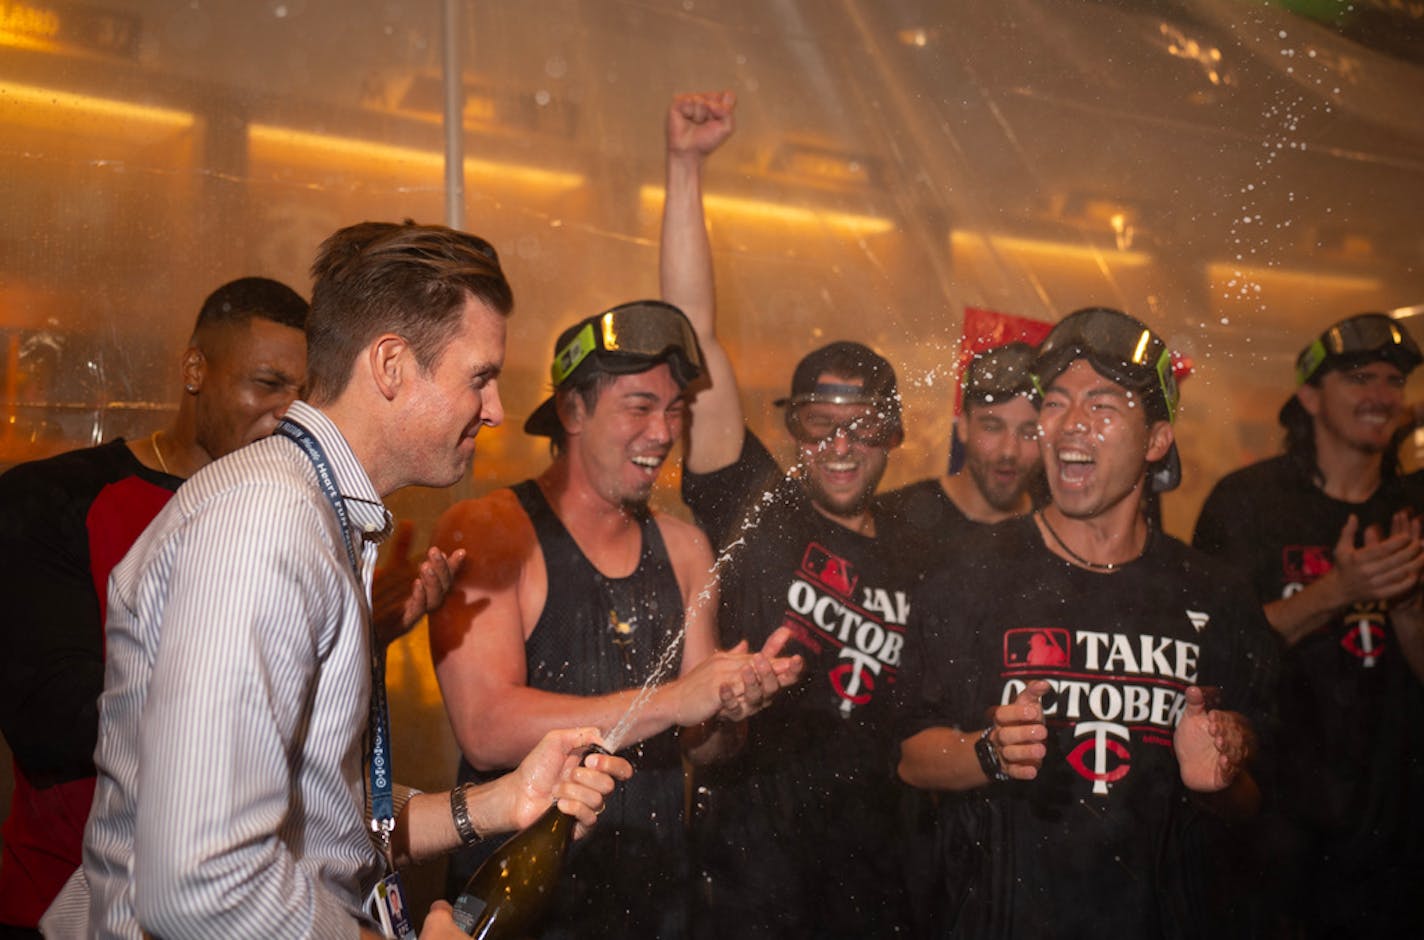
[681, 429, 785, 550]
[0, 459, 107, 784]
[897, 561, 988, 742]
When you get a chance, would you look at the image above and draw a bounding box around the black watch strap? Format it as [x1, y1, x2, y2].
[975, 727, 1011, 783]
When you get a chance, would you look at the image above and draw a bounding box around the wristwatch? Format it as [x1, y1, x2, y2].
[450, 782, 482, 846]
[975, 727, 1011, 784]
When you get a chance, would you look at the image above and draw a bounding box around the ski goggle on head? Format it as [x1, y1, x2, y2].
[1293, 313, 1422, 386]
[785, 384, 903, 448]
[550, 299, 704, 388]
[963, 341, 1040, 408]
[1031, 307, 1179, 425]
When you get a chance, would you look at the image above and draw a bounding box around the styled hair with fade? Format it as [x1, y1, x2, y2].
[192, 276, 308, 342]
[305, 220, 513, 403]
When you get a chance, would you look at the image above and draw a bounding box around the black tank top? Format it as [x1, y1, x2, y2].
[514, 479, 687, 707]
[446, 480, 691, 938]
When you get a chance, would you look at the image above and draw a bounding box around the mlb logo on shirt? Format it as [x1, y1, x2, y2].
[801, 543, 859, 598]
[1003, 627, 1071, 668]
[1282, 545, 1333, 583]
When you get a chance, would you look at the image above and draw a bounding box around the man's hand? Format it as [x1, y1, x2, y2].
[713, 626, 805, 723]
[664, 628, 804, 727]
[667, 90, 736, 159]
[371, 521, 467, 647]
[499, 727, 633, 840]
[982, 679, 1050, 781]
[1174, 686, 1256, 792]
[1329, 511, 1424, 607]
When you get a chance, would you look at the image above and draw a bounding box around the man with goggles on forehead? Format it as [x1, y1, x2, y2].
[879, 341, 1044, 560]
[899, 306, 1277, 938]
[1194, 312, 1424, 935]
[661, 90, 916, 938]
[429, 299, 800, 940]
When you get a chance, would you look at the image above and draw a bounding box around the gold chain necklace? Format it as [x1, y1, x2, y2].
[150, 430, 172, 475]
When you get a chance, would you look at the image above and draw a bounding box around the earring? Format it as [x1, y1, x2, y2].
[185, 384, 198, 394]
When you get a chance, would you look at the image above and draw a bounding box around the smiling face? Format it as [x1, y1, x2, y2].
[1037, 358, 1172, 521]
[792, 372, 895, 524]
[960, 394, 1041, 513]
[189, 316, 307, 461]
[562, 363, 686, 510]
[398, 295, 508, 489]
[1299, 360, 1406, 457]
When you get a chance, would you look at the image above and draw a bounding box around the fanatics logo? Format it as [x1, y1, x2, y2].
[1186, 610, 1210, 634]
[800, 543, 858, 598]
[1003, 628, 1071, 668]
[1282, 545, 1333, 583]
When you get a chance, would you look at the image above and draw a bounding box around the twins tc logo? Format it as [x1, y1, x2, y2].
[1067, 721, 1131, 796]
[1341, 605, 1386, 669]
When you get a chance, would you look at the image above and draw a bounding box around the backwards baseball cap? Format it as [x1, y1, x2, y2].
[1292, 312, 1421, 386]
[776, 341, 903, 446]
[523, 299, 704, 437]
[1032, 307, 1181, 493]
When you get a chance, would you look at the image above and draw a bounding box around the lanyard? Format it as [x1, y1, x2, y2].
[273, 420, 398, 847]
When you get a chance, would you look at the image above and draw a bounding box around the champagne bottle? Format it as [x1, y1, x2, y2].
[450, 746, 610, 938]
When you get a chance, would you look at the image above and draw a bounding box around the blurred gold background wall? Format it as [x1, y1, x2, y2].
[4, 0, 1423, 916]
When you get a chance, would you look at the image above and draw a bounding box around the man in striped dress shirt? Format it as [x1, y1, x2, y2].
[48, 221, 631, 939]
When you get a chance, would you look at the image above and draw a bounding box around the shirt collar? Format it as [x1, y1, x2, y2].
[283, 400, 394, 545]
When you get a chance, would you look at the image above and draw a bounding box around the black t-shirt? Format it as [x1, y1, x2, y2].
[874, 478, 980, 576]
[681, 430, 917, 938]
[901, 516, 1277, 939]
[1194, 456, 1424, 927]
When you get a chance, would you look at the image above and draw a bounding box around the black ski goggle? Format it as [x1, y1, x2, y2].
[1032, 307, 1178, 424]
[963, 341, 1039, 406]
[1294, 313, 1421, 385]
[551, 300, 704, 387]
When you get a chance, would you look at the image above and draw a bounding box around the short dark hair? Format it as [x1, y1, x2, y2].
[549, 370, 621, 454]
[192, 277, 308, 342]
[305, 221, 513, 403]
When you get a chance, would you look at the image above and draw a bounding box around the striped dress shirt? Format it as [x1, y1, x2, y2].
[71, 401, 393, 939]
